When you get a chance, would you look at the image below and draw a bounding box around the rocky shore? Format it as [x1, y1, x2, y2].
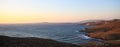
[80, 19, 120, 47]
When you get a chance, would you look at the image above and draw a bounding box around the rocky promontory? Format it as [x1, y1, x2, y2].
[80, 19, 120, 47]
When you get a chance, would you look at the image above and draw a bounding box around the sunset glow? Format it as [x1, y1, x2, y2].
[0, 0, 120, 24]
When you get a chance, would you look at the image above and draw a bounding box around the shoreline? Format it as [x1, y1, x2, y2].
[0, 19, 119, 47]
[80, 19, 120, 47]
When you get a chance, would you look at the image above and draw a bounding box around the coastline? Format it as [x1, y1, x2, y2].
[80, 19, 120, 47]
[0, 19, 119, 47]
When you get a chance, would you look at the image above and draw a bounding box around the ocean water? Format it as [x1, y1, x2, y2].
[0, 23, 99, 44]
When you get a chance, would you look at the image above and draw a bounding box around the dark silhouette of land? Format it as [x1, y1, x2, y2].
[0, 35, 81, 47]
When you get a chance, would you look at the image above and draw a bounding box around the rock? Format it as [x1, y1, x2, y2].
[82, 19, 120, 40]
[80, 19, 120, 47]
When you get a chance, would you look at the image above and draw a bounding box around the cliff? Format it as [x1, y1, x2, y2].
[81, 19, 120, 47]
[85, 19, 120, 40]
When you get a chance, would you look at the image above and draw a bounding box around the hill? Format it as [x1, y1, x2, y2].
[81, 19, 120, 47]
[0, 35, 81, 47]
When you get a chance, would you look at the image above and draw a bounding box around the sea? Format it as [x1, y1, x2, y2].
[0, 23, 101, 45]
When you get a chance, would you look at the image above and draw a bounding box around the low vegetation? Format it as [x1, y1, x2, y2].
[81, 19, 120, 47]
[0, 35, 81, 47]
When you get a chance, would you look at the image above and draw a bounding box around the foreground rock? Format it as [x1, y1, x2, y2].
[81, 19, 120, 47]
[0, 35, 81, 47]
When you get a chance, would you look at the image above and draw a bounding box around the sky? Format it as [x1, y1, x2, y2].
[0, 0, 120, 23]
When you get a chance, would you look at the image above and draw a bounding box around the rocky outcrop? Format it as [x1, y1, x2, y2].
[85, 19, 120, 40]
[0, 35, 81, 47]
[80, 19, 120, 47]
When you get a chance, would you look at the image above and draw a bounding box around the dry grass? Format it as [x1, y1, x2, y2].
[81, 20, 120, 47]
[86, 21, 120, 40]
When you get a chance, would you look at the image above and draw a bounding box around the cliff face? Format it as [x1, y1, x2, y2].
[81, 19, 120, 47]
[86, 19, 120, 40]
[0, 35, 81, 47]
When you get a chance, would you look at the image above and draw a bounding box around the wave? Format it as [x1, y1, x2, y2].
[77, 34, 91, 39]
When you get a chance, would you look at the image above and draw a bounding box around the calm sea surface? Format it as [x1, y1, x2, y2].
[0, 23, 96, 44]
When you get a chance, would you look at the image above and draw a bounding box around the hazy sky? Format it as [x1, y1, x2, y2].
[0, 0, 120, 23]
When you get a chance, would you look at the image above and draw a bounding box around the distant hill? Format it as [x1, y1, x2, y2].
[80, 19, 120, 26]
[80, 20, 104, 23]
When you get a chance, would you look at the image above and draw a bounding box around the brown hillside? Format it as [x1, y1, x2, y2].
[81, 19, 120, 47]
[87, 20, 120, 40]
